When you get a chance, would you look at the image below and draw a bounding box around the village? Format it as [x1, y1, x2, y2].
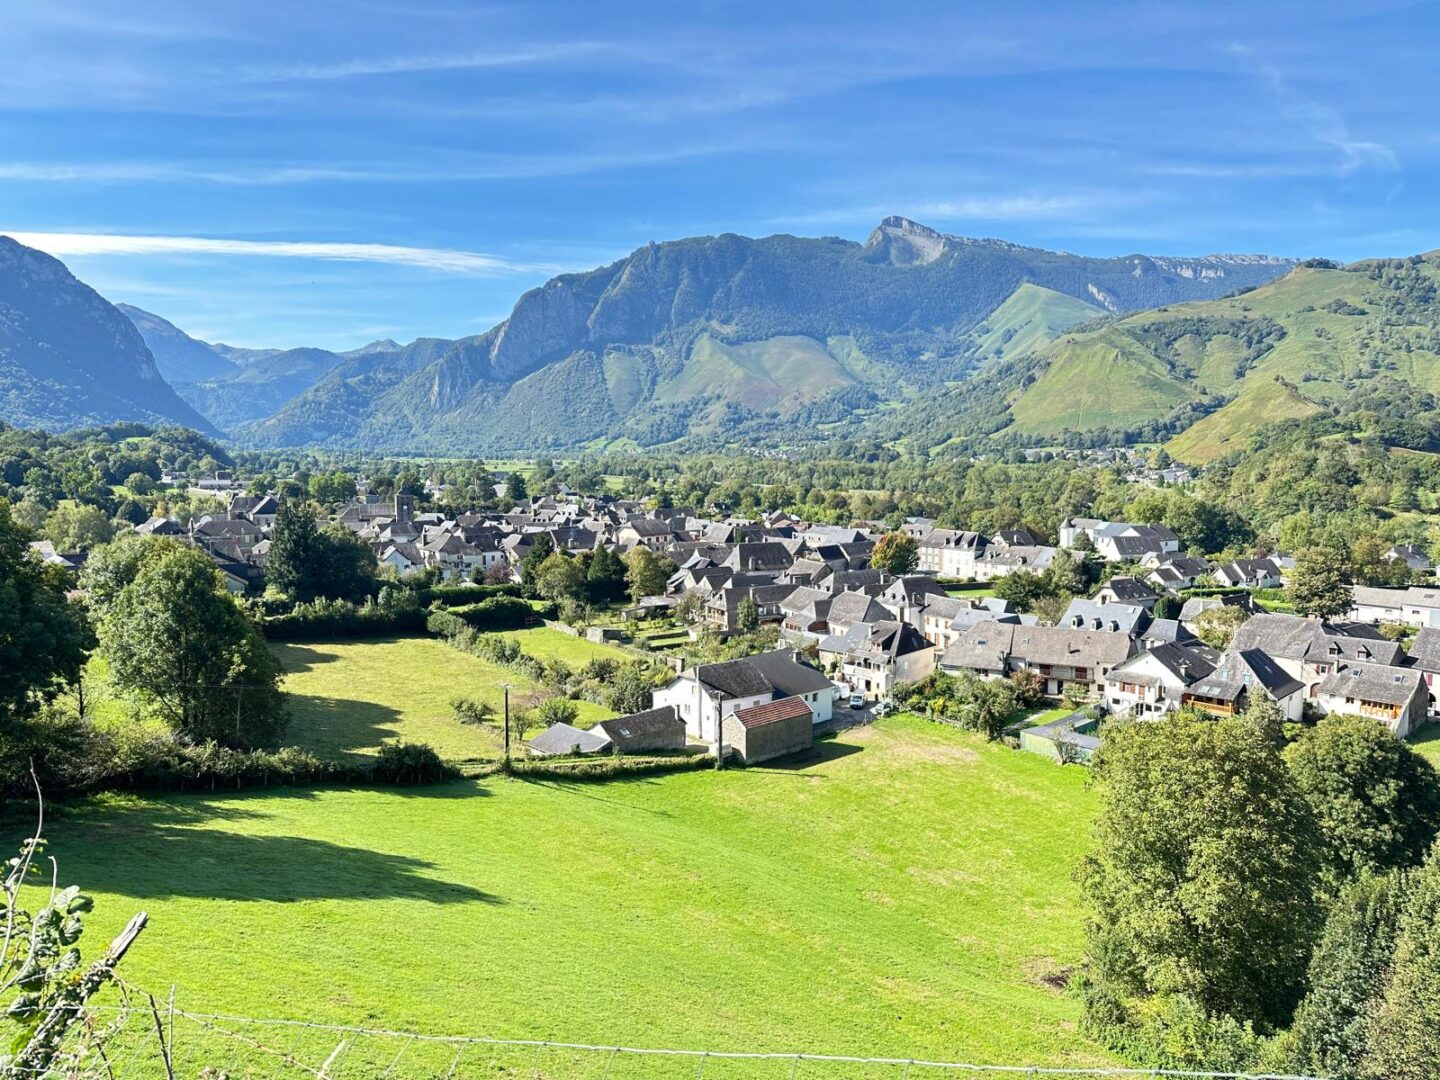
[33, 467, 1440, 771]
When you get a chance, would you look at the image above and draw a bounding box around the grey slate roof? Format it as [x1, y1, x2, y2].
[1059, 600, 1150, 637]
[1185, 649, 1303, 702]
[594, 706, 684, 742]
[1231, 614, 1398, 665]
[941, 621, 1133, 673]
[529, 723, 611, 756]
[1316, 662, 1425, 707]
[741, 649, 835, 697]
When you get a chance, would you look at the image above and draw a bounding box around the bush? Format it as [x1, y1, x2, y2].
[373, 741, 457, 785]
[445, 595, 542, 631]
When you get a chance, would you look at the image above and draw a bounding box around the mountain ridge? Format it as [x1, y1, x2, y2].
[229, 217, 1299, 451]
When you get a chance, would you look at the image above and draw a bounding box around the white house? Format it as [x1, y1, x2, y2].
[1313, 662, 1428, 738]
[818, 620, 936, 701]
[915, 529, 987, 578]
[652, 649, 835, 744]
[1349, 585, 1440, 629]
[1103, 643, 1218, 717]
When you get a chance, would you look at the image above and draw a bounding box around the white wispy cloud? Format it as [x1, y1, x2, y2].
[1229, 46, 1399, 177]
[0, 139, 767, 186]
[238, 42, 607, 83]
[1, 231, 553, 275]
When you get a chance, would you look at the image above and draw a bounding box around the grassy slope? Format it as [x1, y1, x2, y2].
[657, 334, 854, 414]
[1413, 725, 1440, 767]
[1165, 377, 1324, 463]
[970, 283, 1102, 365]
[1007, 327, 1197, 435]
[44, 716, 1111, 1068]
[272, 632, 617, 762]
[1004, 259, 1440, 446]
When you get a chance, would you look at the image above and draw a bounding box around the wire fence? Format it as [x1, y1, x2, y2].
[26, 987, 1327, 1080]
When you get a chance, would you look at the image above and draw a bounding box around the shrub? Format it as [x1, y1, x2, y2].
[534, 698, 580, 727]
[373, 741, 457, 785]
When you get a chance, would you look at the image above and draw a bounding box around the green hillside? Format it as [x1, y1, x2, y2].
[655, 334, 856, 414]
[969, 283, 1102, 364]
[1007, 326, 1200, 435]
[994, 255, 1440, 454]
[1165, 376, 1323, 463]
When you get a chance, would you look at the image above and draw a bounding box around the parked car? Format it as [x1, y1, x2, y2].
[848, 693, 866, 710]
[873, 700, 894, 717]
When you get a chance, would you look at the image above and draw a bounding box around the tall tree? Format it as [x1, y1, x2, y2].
[1287, 546, 1353, 620]
[520, 532, 556, 594]
[98, 545, 286, 748]
[1361, 843, 1440, 1079]
[870, 532, 919, 576]
[532, 552, 586, 603]
[504, 471, 529, 504]
[586, 544, 627, 603]
[1284, 713, 1440, 884]
[1285, 870, 1407, 1080]
[265, 499, 320, 600]
[623, 546, 670, 603]
[735, 594, 760, 633]
[0, 500, 90, 728]
[1080, 714, 1324, 1031]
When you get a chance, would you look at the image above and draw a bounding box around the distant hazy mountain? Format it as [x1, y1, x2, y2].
[236, 217, 1296, 451]
[117, 307, 373, 430]
[116, 304, 237, 383]
[0, 237, 215, 433]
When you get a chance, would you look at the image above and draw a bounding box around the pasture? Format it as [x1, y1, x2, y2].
[271, 631, 621, 762]
[42, 716, 1113, 1071]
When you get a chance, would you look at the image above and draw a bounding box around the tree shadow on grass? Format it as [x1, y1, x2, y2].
[269, 642, 347, 675]
[56, 817, 501, 905]
[282, 695, 410, 761]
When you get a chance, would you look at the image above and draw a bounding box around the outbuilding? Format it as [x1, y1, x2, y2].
[721, 696, 813, 765]
[592, 706, 687, 754]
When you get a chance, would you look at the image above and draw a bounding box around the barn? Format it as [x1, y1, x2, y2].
[593, 706, 687, 753]
[721, 696, 813, 765]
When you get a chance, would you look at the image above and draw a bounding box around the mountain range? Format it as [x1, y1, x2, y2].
[0, 219, 1324, 456]
[0, 238, 213, 433]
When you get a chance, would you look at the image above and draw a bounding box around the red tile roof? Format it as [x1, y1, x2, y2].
[729, 695, 812, 730]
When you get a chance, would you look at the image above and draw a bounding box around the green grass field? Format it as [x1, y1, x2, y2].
[1413, 724, 1440, 766]
[272, 633, 617, 762]
[41, 716, 1111, 1070]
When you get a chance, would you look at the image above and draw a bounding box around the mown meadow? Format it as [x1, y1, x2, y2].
[38, 716, 1114, 1071]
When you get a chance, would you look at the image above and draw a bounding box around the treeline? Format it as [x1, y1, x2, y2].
[1081, 707, 1440, 1076]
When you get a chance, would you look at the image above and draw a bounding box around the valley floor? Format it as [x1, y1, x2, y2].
[39, 716, 1113, 1070]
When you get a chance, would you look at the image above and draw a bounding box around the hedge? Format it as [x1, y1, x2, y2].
[442, 595, 552, 630]
[261, 597, 428, 640]
[417, 582, 523, 607]
[499, 753, 716, 781]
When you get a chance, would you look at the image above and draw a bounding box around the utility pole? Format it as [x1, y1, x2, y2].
[712, 689, 724, 772]
[502, 683, 512, 769]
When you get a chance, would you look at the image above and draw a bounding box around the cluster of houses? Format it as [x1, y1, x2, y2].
[56, 478, 1439, 765]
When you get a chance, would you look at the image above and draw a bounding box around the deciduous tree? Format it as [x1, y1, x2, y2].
[870, 532, 919, 576]
[97, 545, 285, 748]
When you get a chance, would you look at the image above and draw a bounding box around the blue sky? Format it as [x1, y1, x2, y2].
[0, 1, 1434, 349]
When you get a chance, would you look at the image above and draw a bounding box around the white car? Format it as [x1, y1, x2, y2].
[848, 693, 866, 710]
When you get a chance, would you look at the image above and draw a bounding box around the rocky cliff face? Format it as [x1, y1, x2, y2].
[0, 237, 215, 432]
